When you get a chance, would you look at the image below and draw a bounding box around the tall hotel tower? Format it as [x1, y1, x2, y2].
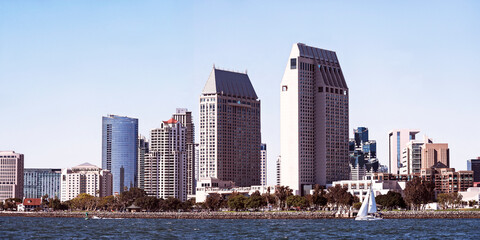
[144, 118, 187, 201]
[173, 108, 195, 196]
[388, 129, 420, 174]
[199, 68, 261, 187]
[280, 43, 349, 194]
[102, 115, 138, 194]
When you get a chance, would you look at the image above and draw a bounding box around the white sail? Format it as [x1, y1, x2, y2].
[357, 189, 370, 217]
[367, 187, 377, 214]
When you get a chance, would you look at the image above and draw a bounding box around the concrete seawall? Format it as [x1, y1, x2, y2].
[2, 211, 480, 219]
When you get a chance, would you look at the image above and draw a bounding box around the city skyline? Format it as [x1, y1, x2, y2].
[1, 1, 480, 185]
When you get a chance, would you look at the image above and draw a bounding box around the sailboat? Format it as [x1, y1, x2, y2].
[355, 183, 383, 221]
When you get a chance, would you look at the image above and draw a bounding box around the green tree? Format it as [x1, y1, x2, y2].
[326, 185, 354, 210]
[120, 187, 147, 210]
[275, 186, 293, 210]
[228, 194, 247, 211]
[312, 184, 328, 210]
[375, 191, 406, 210]
[286, 195, 308, 210]
[246, 191, 266, 210]
[403, 178, 435, 210]
[353, 202, 362, 210]
[204, 193, 223, 211]
[135, 196, 159, 211]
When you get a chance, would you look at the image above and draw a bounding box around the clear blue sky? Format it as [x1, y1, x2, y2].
[1, 1, 479, 185]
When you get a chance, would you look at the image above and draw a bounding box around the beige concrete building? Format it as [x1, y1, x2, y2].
[421, 142, 450, 169]
[144, 118, 187, 201]
[60, 163, 112, 202]
[280, 43, 349, 194]
[0, 151, 24, 202]
[199, 68, 261, 187]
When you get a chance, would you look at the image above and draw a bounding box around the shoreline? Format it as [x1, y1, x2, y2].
[2, 211, 480, 219]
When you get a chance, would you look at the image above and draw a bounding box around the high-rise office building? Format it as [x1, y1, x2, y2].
[388, 129, 420, 174]
[467, 157, 480, 182]
[24, 168, 61, 198]
[421, 142, 450, 169]
[199, 68, 261, 187]
[173, 108, 195, 196]
[260, 143, 267, 186]
[0, 151, 24, 202]
[349, 127, 378, 180]
[137, 135, 149, 190]
[280, 43, 349, 194]
[60, 163, 112, 202]
[102, 115, 138, 194]
[400, 141, 424, 174]
[194, 143, 199, 184]
[144, 118, 187, 201]
[276, 156, 281, 186]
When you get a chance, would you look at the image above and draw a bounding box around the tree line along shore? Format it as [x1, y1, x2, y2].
[1, 178, 476, 214]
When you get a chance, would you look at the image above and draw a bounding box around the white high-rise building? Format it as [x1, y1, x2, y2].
[199, 67, 261, 187]
[280, 43, 349, 195]
[388, 129, 420, 174]
[276, 156, 281, 186]
[260, 143, 267, 186]
[60, 163, 112, 202]
[144, 118, 187, 201]
[0, 151, 24, 202]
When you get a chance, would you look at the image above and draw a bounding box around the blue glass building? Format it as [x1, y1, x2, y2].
[24, 168, 61, 198]
[102, 115, 138, 194]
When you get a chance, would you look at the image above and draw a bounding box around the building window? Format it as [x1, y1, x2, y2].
[318, 87, 323, 93]
[282, 85, 288, 92]
[290, 58, 297, 69]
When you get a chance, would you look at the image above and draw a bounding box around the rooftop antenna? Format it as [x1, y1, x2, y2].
[245, 69, 248, 74]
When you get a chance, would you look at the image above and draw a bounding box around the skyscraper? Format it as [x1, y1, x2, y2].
[421, 142, 450, 169]
[102, 115, 138, 194]
[0, 151, 24, 202]
[144, 118, 187, 200]
[280, 43, 349, 194]
[24, 168, 61, 199]
[388, 129, 420, 174]
[173, 108, 195, 196]
[349, 127, 378, 180]
[260, 143, 267, 186]
[467, 157, 480, 182]
[199, 67, 261, 187]
[137, 135, 149, 190]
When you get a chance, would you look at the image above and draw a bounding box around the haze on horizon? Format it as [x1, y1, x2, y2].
[1, 1, 479, 185]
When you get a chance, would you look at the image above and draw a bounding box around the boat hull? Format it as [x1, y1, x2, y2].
[355, 215, 383, 221]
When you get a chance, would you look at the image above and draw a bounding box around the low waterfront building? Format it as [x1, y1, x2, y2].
[60, 163, 113, 202]
[195, 177, 274, 203]
[459, 187, 480, 203]
[0, 151, 24, 202]
[331, 179, 406, 202]
[24, 168, 61, 198]
[421, 162, 473, 194]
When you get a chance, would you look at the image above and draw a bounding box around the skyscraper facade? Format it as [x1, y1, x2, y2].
[173, 108, 195, 196]
[199, 68, 261, 187]
[260, 143, 267, 186]
[0, 151, 24, 202]
[280, 43, 349, 194]
[400, 141, 424, 174]
[137, 135, 149, 190]
[349, 127, 378, 180]
[102, 115, 138, 194]
[24, 168, 61, 198]
[467, 157, 480, 182]
[421, 142, 450, 169]
[388, 129, 420, 174]
[144, 118, 187, 200]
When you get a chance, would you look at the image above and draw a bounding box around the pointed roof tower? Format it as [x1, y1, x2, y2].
[202, 67, 258, 99]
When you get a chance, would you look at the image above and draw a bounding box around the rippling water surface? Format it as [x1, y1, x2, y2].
[0, 216, 478, 239]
